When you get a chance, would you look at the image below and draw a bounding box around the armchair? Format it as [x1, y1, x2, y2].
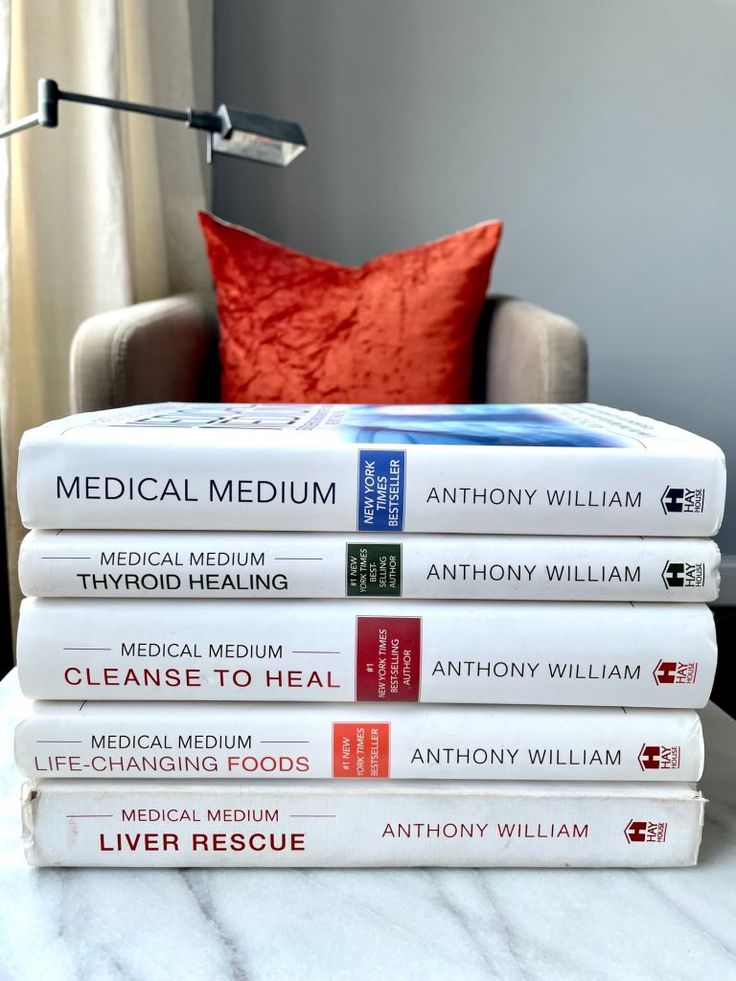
[70, 293, 587, 412]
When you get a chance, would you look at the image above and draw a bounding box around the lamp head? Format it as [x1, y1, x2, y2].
[212, 105, 307, 166]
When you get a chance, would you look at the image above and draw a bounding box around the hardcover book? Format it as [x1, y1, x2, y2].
[19, 529, 721, 602]
[21, 779, 706, 867]
[16, 597, 717, 707]
[17, 402, 726, 535]
[14, 700, 704, 781]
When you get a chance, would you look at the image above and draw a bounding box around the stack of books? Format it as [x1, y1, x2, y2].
[13, 402, 726, 867]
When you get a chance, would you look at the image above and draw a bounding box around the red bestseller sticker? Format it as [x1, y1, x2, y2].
[355, 616, 421, 701]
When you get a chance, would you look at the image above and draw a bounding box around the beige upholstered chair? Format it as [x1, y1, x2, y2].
[70, 292, 587, 412]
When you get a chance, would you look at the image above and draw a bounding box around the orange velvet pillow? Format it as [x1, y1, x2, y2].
[199, 212, 503, 403]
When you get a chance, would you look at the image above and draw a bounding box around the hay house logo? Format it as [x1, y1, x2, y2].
[660, 486, 705, 515]
[661, 561, 706, 590]
[625, 819, 668, 844]
[653, 659, 698, 686]
[638, 744, 681, 771]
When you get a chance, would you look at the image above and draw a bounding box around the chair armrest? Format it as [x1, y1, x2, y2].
[70, 293, 219, 412]
[481, 296, 588, 403]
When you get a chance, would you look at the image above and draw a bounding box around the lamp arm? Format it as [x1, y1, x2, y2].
[55, 88, 222, 133]
[0, 78, 223, 139]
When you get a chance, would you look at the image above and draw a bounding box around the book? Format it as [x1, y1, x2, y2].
[21, 779, 705, 867]
[14, 700, 704, 781]
[19, 529, 721, 602]
[16, 597, 717, 707]
[17, 402, 726, 535]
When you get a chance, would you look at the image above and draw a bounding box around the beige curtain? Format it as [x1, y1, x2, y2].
[0, 0, 213, 630]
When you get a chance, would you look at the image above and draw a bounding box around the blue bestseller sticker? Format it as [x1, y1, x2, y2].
[357, 450, 406, 532]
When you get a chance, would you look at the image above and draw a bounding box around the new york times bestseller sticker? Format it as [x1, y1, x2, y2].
[346, 543, 402, 597]
[357, 450, 405, 531]
[355, 616, 421, 701]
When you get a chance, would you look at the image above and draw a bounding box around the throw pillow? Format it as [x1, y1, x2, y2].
[199, 211, 503, 404]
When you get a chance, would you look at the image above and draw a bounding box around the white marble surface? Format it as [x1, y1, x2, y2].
[1, 670, 735, 981]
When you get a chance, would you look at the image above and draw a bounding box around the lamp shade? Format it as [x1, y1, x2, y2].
[212, 105, 307, 166]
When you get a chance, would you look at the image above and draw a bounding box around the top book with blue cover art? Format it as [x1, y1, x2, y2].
[17, 402, 726, 535]
[321, 404, 633, 446]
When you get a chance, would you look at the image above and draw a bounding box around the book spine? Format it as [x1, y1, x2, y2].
[14, 703, 704, 781]
[19, 530, 721, 602]
[16, 598, 717, 707]
[21, 780, 705, 867]
[18, 435, 726, 535]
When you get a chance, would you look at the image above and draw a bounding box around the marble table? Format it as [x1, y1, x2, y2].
[0, 670, 734, 981]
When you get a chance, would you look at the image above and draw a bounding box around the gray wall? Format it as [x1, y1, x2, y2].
[214, 0, 736, 563]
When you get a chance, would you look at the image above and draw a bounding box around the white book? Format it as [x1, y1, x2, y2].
[21, 779, 705, 867]
[14, 700, 704, 782]
[19, 530, 721, 602]
[17, 402, 726, 535]
[16, 597, 717, 707]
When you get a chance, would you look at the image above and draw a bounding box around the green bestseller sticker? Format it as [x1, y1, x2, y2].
[346, 543, 402, 597]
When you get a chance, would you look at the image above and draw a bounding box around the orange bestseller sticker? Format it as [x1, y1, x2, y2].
[332, 722, 390, 778]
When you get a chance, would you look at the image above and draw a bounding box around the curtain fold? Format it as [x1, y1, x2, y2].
[0, 0, 213, 632]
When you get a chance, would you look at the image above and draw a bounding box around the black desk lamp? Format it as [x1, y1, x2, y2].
[0, 78, 307, 166]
